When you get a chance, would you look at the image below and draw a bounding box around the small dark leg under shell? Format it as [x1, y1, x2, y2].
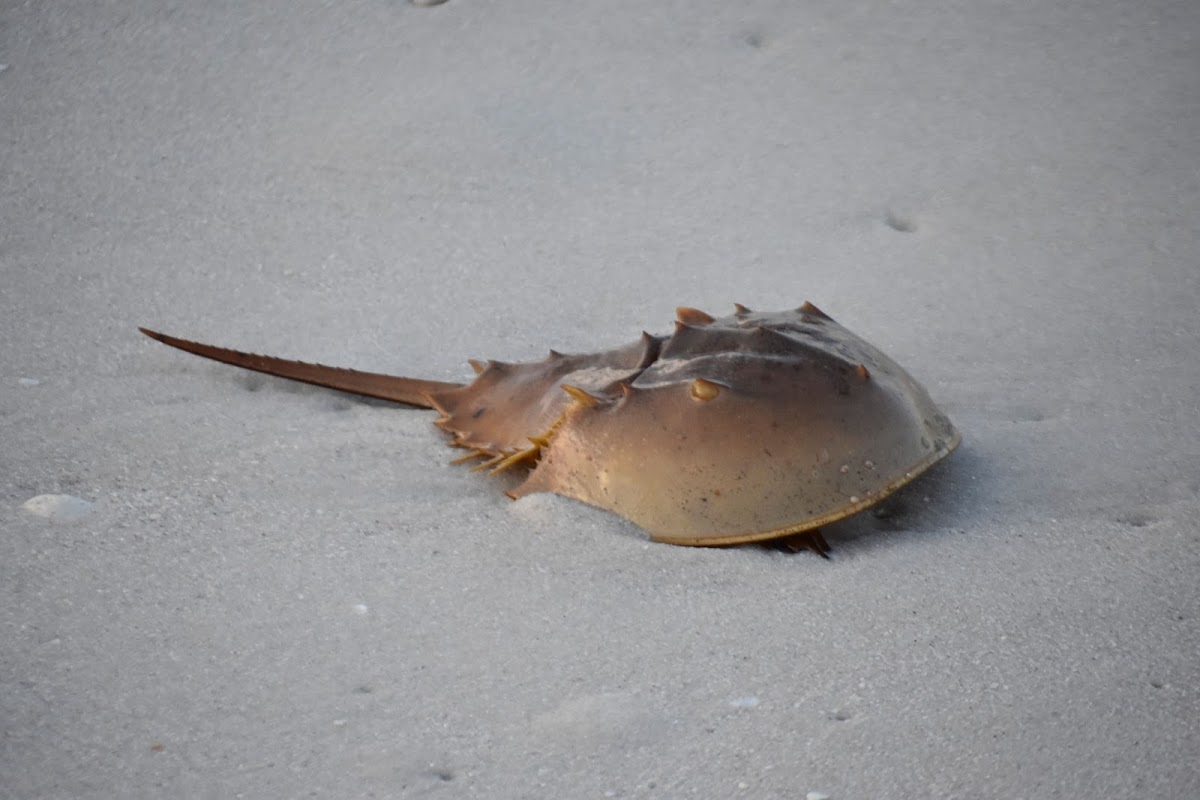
[769, 530, 832, 558]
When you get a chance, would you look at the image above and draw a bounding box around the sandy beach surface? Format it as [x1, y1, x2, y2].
[3, 1, 1198, 797]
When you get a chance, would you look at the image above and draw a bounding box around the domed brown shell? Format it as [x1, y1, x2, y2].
[498, 303, 959, 545]
[140, 302, 960, 548]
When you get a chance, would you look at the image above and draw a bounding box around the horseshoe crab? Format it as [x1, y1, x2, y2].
[139, 303, 960, 554]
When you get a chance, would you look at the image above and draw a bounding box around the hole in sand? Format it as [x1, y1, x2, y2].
[885, 209, 918, 233]
[1116, 511, 1157, 528]
[237, 374, 265, 392]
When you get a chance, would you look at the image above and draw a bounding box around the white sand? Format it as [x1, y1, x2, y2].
[3, 1, 1198, 797]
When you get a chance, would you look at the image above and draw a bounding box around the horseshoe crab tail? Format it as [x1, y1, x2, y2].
[138, 327, 462, 408]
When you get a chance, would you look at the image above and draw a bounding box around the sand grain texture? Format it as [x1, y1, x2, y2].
[2, 1, 1198, 797]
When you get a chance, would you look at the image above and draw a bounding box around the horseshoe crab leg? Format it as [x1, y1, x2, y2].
[138, 328, 462, 408]
[773, 531, 832, 559]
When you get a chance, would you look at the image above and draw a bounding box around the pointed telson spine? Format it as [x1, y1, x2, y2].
[137, 327, 460, 408]
[733, 303, 752, 315]
[468, 359, 486, 375]
[855, 363, 871, 380]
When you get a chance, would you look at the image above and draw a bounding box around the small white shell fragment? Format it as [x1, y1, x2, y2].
[18, 377, 41, 386]
[21, 494, 94, 521]
[806, 792, 830, 800]
[352, 603, 369, 615]
[729, 695, 760, 708]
